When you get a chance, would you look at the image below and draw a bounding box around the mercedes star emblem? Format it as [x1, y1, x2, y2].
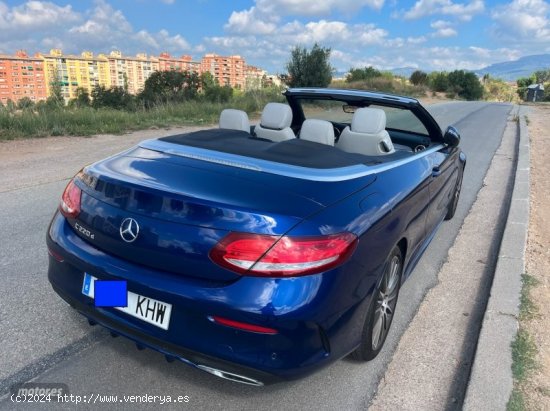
[119, 218, 140, 243]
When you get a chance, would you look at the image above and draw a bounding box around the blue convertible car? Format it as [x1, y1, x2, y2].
[47, 88, 465, 386]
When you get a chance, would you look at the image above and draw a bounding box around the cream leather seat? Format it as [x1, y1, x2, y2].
[219, 109, 250, 133]
[254, 103, 295, 142]
[299, 119, 335, 146]
[337, 108, 395, 156]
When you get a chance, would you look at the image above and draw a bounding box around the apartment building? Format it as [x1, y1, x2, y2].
[0, 50, 47, 105]
[40, 49, 111, 101]
[106, 51, 159, 95]
[1, 50, 263, 103]
[201, 54, 246, 89]
[157, 53, 200, 73]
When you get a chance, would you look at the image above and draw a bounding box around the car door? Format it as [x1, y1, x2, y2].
[426, 148, 459, 234]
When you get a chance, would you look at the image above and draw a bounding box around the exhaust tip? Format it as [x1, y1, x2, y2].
[196, 365, 264, 386]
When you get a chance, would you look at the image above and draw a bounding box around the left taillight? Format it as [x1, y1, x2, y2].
[209, 232, 358, 277]
[59, 179, 82, 219]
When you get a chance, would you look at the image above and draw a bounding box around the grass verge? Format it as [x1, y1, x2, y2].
[0, 91, 284, 140]
[507, 274, 539, 411]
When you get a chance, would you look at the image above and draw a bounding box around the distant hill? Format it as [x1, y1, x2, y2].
[338, 54, 550, 82]
[475, 54, 550, 81]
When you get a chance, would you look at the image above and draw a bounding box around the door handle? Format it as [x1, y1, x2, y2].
[432, 166, 442, 177]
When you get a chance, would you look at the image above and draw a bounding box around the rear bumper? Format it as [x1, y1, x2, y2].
[49, 280, 278, 385]
[46, 212, 370, 383]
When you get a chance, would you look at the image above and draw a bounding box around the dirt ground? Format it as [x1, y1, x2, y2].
[523, 104, 550, 409]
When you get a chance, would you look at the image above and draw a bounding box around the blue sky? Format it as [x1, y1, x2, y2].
[1, 0, 549, 73]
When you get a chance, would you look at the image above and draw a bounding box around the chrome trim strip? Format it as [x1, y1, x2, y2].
[139, 139, 445, 182]
[196, 365, 264, 386]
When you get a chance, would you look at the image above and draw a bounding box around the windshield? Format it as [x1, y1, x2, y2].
[298, 98, 429, 136]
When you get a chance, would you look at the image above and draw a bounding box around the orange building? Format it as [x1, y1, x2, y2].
[201, 54, 245, 89]
[0, 50, 47, 105]
[157, 53, 200, 73]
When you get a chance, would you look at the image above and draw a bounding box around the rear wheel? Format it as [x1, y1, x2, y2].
[352, 245, 403, 361]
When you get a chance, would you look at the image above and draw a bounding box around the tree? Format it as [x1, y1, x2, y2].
[91, 85, 135, 110]
[410, 70, 428, 85]
[285, 43, 333, 87]
[139, 70, 200, 106]
[534, 69, 550, 84]
[48, 67, 64, 108]
[346, 66, 382, 83]
[71, 87, 91, 108]
[199, 72, 233, 103]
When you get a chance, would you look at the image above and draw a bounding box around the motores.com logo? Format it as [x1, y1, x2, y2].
[11, 383, 69, 400]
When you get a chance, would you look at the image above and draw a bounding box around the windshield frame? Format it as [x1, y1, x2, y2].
[284, 88, 443, 142]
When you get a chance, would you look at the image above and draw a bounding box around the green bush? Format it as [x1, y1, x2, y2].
[91, 86, 136, 111]
[428, 72, 450, 92]
[346, 66, 382, 83]
[17, 97, 35, 110]
[410, 70, 428, 85]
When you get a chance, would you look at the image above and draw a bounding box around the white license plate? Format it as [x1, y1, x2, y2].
[82, 273, 172, 330]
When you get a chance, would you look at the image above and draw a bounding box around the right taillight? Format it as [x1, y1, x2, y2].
[210, 232, 358, 277]
[59, 179, 82, 219]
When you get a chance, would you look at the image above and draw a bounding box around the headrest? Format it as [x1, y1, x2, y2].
[299, 119, 335, 146]
[219, 109, 250, 133]
[351, 108, 387, 134]
[260, 103, 293, 130]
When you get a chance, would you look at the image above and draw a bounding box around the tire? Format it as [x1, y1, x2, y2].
[351, 245, 403, 361]
[445, 167, 463, 221]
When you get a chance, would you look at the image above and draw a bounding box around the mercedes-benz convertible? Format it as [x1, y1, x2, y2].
[47, 88, 465, 386]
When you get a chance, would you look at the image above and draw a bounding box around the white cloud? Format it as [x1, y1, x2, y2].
[430, 20, 458, 37]
[68, 0, 191, 54]
[207, 18, 389, 72]
[255, 0, 385, 16]
[0, 1, 80, 40]
[401, 0, 484, 21]
[0, 1, 193, 57]
[407, 36, 428, 44]
[491, 0, 550, 44]
[225, 0, 387, 35]
[225, 7, 278, 34]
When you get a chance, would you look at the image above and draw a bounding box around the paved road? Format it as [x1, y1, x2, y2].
[0, 102, 511, 410]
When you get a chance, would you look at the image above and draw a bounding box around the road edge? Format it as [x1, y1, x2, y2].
[463, 105, 530, 410]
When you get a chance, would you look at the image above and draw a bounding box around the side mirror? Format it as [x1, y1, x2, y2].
[443, 126, 460, 147]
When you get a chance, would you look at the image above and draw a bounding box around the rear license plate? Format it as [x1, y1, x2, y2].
[82, 273, 172, 330]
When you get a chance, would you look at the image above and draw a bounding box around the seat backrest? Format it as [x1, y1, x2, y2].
[219, 109, 250, 133]
[254, 103, 295, 142]
[337, 107, 395, 156]
[299, 119, 335, 146]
